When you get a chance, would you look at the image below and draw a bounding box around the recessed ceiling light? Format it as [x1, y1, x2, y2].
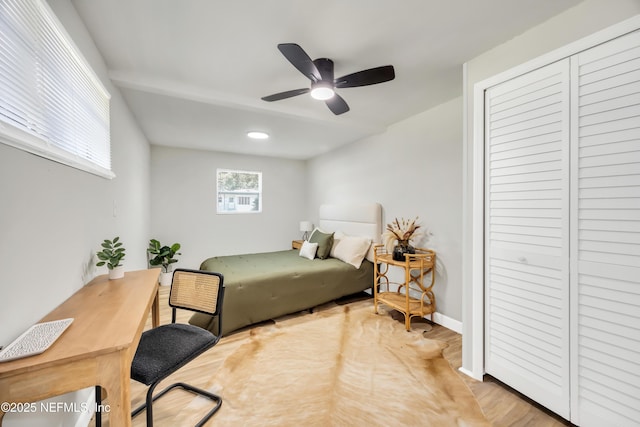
[247, 131, 269, 140]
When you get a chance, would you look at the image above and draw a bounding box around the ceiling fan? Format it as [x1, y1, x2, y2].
[261, 43, 395, 115]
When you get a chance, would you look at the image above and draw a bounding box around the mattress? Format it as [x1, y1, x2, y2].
[189, 249, 373, 335]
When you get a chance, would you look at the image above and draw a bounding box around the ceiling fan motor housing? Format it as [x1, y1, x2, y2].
[313, 58, 334, 83]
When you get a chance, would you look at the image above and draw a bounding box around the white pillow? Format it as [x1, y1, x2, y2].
[331, 233, 372, 268]
[330, 230, 345, 258]
[299, 241, 318, 260]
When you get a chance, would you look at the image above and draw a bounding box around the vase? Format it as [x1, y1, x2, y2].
[159, 271, 173, 286]
[108, 265, 125, 280]
[392, 243, 415, 261]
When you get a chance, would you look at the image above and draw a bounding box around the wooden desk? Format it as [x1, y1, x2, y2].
[0, 269, 159, 426]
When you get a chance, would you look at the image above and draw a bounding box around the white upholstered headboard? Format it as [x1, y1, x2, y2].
[318, 203, 382, 244]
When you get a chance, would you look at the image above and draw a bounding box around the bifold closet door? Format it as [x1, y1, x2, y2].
[484, 59, 571, 419]
[570, 29, 640, 426]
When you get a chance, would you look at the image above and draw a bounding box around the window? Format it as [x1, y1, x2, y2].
[0, 0, 112, 178]
[217, 169, 262, 214]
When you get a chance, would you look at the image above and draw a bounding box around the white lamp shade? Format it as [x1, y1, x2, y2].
[300, 221, 313, 232]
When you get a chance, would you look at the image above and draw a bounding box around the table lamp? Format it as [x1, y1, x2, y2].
[300, 221, 313, 241]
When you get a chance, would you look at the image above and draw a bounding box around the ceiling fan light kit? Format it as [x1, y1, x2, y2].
[310, 81, 335, 100]
[262, 43, 395, 115]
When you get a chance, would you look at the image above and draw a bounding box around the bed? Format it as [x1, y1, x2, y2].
[189, 203, 382, 335]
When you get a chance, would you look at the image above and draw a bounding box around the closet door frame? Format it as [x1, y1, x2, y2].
[467, 15, 640, 382]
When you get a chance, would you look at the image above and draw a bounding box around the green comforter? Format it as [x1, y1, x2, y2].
[189, 249, 374, 335]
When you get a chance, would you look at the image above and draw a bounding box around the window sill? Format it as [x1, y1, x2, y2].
[0, 123, 115, 180]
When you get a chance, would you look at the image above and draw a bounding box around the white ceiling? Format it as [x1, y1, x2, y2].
[70, 0, 583, 159]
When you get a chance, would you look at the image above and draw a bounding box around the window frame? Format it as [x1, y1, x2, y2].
[216, 168, 262, 214]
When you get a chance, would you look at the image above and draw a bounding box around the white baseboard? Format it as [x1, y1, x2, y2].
[430, 311, 462, 334]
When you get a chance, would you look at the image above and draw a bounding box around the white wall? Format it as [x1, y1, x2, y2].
[307, 97, 463, 324]
[0, 0, 150, 425]
[150, 146, 306, 269]
[461, 0, 640, 376]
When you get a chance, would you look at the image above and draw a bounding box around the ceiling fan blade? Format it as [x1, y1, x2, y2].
[325, 93, 350, 115]
[335, 65, 395, 88]
[261, 88, 310, 102]
[277, 43, 321, 82]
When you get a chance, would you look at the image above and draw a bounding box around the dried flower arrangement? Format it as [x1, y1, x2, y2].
[382, 217, 423, 253]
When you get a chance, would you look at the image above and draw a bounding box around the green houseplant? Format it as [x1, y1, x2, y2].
[96, 236, 126, 279]
[148, 239, 181, 285]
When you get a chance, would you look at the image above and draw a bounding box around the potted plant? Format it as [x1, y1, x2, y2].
[148, 239, 181, 286]
[96, 236, 126, 279]
[382, 217, 424, 261]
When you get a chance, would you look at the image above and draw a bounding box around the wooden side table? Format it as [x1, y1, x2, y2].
[292, 240, 303, 250]
[373, 244, 436, 331]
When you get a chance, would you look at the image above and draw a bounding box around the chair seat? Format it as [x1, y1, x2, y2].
[131, 324, 218, 385]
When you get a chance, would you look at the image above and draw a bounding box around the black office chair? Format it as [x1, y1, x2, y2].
[130, 268, 225, 427]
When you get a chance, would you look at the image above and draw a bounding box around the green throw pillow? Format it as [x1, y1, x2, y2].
[309, 229, 334, 259]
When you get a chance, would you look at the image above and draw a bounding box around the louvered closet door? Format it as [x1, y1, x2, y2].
[570, 30, 640, 427]
[485, 59, 571, 419]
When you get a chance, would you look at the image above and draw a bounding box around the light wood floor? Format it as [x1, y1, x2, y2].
[98, 287, 571, 426]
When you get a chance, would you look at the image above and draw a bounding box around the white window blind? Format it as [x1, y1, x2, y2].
[0, 0, 112, 178]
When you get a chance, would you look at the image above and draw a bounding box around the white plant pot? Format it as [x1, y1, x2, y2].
[108, 265, 125, 280]
[159, 271, 173, 286]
